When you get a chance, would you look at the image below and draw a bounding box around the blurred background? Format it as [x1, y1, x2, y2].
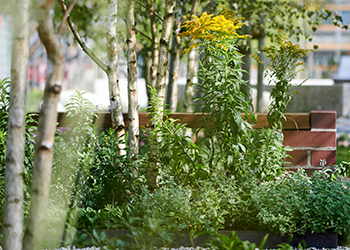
[1, 0, 350, 162]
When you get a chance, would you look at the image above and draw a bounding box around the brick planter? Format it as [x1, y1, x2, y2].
[283, 110, 337, 171]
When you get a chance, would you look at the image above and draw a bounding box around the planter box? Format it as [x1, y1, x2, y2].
[70, 229, 338, 249]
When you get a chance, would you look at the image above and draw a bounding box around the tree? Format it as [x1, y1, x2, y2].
[133, 0, 162, 109]
[22, 0, 64, 248]
[60, 0, 126, 154]
[126, 0, 139, 156]
[165, 0, 182, 112]
[155, 0, 175, 110]
[147, 0, 175, 188]
[3, 0, 31, 249]
[227, 0, 348, 110]
[183, 0, 199, 113]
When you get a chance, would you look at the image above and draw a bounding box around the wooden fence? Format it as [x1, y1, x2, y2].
[29, 110, 337, 170]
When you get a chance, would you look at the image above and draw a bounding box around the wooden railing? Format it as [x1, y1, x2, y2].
[29, 110, 336, 170]
[29, 112, 310, 130]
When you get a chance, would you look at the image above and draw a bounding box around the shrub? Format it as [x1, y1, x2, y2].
[252, 169, 350, 237]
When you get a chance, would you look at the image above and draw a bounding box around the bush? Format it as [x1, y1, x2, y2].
[252, 169, 350, 237]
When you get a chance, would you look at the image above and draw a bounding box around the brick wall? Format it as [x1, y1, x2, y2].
[283, 111, 337, 170]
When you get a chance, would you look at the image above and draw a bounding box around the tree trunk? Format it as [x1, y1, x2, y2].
[148, 0, 175, 189]
[256, 35, 265, 112]
[126, 0, 139, 156]
[183, 0, 199, 113]
[165, 9, 181, 112]
[183, 49, 196, 113]
[22, 0, 64, 248]
[3, 1, 31, 249]
[240, 24, 252, 102]
[256, 15, 265, 113]
[148, 0, 159, 107]
[142, 48, 152, 96]
[107, 0, 125, 153]
[155, 0, 175, 110]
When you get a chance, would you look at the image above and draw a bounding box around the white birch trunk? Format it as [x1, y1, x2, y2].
[148, 0, 175, 189]
[155, 0, 175, 110]
[148, 0, 159, 107]
[3, 0, 30, 249]
[183, 49, 196, 112]
[107, 0, 125, 153]
[126, 0, 139, 156]
[22, 0, 64, 248]
[184, 0, 198, 113]
[166, 15, 181, 112]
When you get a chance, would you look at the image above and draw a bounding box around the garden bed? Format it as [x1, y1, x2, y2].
[49, 229, 338, 249]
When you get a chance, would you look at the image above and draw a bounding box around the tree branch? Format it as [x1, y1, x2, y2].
[59, 0, 108, 73]
[134, 0, 164, 22]
[135, 28, 152, 42]
[58, 0, 76, 35]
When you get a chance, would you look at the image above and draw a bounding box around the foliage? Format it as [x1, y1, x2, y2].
[125, 175, 242, 233]
[252, 169, 350, 237]
[206, 231, 268, 250]
[49, 91, 140, 233]
[226, 0, 348, 45]
[145, 87, 207, 186]
[2, 2, 348, 247]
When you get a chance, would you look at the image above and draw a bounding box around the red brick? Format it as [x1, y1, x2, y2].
[311, 150, 336, 166]
[283, 131, 336, 147]
[284, 150, 308, 166]
[310, 110, 336, 129]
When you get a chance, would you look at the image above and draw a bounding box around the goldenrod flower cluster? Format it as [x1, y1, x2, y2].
[252, 31, 314, 66]
[178, 6, 249, 56]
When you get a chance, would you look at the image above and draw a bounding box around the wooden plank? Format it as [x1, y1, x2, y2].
[253, 113, 310, 130]
[28, 112, 310, 130]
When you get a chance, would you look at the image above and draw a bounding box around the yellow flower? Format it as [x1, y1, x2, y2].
[178, 6, 249, 56]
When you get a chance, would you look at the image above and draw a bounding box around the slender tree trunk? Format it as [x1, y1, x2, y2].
[183, 49, 196, 113]
[256, 15, 265, 113]
[165, 9, 181, 112]
[183, 0, 199, 113]
[3, 1, 31, 249]
[256, 37, 265, 112]
[155, 0, 175, 109]
[22, 0, 64, 248]
[126, 0, 139, 156]
[142, 48, 152, 95]
[148, 0, 159, 107]
[241, 24, 252, 101]
[148, 0, 175, 189]
[107, 0, 125, 153]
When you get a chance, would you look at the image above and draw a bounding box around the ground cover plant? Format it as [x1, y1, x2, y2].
[1, 6, 350, 250]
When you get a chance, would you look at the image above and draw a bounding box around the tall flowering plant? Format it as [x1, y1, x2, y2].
[251, 31, 314, 129]
[178, 7, 285, 180]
